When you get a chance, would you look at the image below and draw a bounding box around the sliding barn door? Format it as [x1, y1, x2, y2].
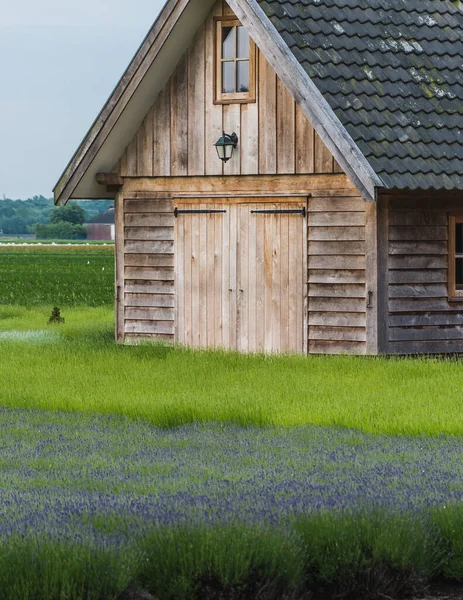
[175, 199, 307, 353]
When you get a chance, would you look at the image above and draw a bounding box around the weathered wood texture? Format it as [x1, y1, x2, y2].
[387, 197, 463, 355]
[115, 0, 340, 178]
[175, 199, 307, 353]
[308, 194, 367, 355]
[123, 197, 175, 340]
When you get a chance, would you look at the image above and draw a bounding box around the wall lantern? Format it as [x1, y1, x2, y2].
[214, 131, 238, 163]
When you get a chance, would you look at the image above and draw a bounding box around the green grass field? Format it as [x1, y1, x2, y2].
[3, 246, 463, 599]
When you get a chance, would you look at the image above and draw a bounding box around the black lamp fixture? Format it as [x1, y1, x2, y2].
[214, 131, 238, 163]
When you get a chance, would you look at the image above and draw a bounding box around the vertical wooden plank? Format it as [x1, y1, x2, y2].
[365, 200, 378, 355]
[222, 202, 231, 349]
[296, 202, 304, 352]
[238, 203, 249, 352]
[258, 53, 277, 174]
[264, 211, 273, 351]
[302, 200, 308, 355]
[188, 24, 206, 176]
[288, 209, 297, 352]
[315, 133, 334, 173]
[240, 102, 259, 174]
[199, 208, 208, 346]
[115, 191, 125, 342]
[137, 107, 154, 176]
[191, 211, 201, 346]
[377, 196, 389, 354]
[256, 204, 265, 350]
[276, 80, 296, 174]
[279, 210, 289, 351]
[214, 203, 223, 348]
[333, 159, 344, 173]
[175, 203, 185, 344]
[223, 1, 235, 15]
[206, 208, 216, 347]
[153, 87, 171, 177]
[126, 135, 138, 176]
[223, 104, 241, 175]
[272, 209, 281, 351]
[295, 105, 315, 174]
[171, 56, 189, 176]
[229, 203, 238, 349]
[183, 207, 192, 346]
[248, 203, 257, 352]
[205, 2, 223, 176]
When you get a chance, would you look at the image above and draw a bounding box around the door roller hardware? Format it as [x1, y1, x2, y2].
[250, 208, 306, 217]
[174, 208, 227, 218]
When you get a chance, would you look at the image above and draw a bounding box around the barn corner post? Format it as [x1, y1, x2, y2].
[365, 193, 389, 355]
[114, 190, 125, 343]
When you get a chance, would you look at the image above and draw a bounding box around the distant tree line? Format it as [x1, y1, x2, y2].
[0, 196, 113, 239]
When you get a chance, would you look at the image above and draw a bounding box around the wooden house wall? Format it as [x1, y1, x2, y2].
[308, 193, 367, 355]
[114, 0, 342, 180]
[387, 196, 463, 355]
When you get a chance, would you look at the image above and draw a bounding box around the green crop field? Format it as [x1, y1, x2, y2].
[2, 245, 463, 599]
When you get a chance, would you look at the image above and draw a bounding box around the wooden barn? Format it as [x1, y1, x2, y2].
[54, 0, 463, 355]
[86, 207, 115, 241]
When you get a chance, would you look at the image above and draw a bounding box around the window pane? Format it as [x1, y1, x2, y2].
[222, 61, 235, 93]
[222, 26, 235, 59]
[237, 60, 249, 92]
[456, 258, 463, 291]
[237, 26, 249, 58]
[456, 223, 463, 254]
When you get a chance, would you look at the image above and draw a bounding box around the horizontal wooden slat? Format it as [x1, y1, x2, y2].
[389, 226, 448, 241]
[389, 255, 447, 270]
[125, 307, 174, 321]
[389, 269, 447, 284]
[309, 212, 366, 227]
[309, 255, 366, 270]
[389, 284, 448, 299]
[125, 226, 174, 241]
[309, 326, 366, 342]
[308, 226, 365, 241]
[125, 213, 175, 227]
[309, 197, 364, 212]
[124, 199, 173, 213]
[125, 280, 174, 294]
[389, 298, 463, 312]
[309, 241, 365, 256]
[308, 284, 365, 298]
[309, 312, 366, 327]
[124, 254, 174, 267]
[125, 293, 174, 308]
[309, 297, 366, 312]
[309, 340, 366, 355]
[389, 241, 447, 255]
[389, 340, 463, 355]
[389, 212, 447, 226]
[125, 333, 174, 342]
[124, 241, 174, 254]
[125, 267, 174, 281]
[125, 320, 175, 335]
[390, 313, 463, 327]
[389, 326, 463, 342]
[308, 269, 365, 284]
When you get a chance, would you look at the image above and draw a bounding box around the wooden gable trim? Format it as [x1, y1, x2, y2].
[54, 0, 215, 206]
[227, 0, 384, 203]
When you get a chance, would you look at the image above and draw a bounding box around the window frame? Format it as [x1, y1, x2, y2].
[448, 215, 463, 299]
[214, 17, 256, 105]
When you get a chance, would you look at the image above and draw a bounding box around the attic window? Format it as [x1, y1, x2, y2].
[215, 18, 256, 104]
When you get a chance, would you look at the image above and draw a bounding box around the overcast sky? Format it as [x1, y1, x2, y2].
[0, 0, 165, 199]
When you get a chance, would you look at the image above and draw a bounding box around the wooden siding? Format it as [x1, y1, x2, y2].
[115, 0, 341, 179]
[122, 197, 175, 342]
[387, 196, 463, 355]
[308, 194, 367, 355]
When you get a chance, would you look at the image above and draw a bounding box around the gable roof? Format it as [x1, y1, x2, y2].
[255, 0, 463, 191]
[54, 0, 462, 206]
